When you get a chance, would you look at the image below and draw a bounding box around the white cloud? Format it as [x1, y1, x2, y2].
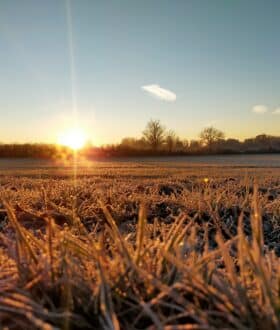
[272, 108, 280, 115]
[142, 84, 176, 102]
[251, 104, 268, 114]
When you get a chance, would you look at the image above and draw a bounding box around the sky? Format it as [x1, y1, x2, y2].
[0, 0, 279, 145]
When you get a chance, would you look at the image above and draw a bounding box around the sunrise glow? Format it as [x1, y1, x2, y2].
[57, 127, 87, 150]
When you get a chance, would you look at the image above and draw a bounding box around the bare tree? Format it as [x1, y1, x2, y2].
[143, 120, 165, 151]
[175, 138, 186, 152]
[199, 127, 225, 151]
[165, 130, 177, 153]
[189, 140, 201, 152]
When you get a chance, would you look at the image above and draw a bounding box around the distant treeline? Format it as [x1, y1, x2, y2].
[1, 120, 280, 158]
[0, 143, 72, 159]
[87, 120, 280, 157]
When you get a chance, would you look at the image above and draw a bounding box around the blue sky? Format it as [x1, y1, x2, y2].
[0, 0, 279, 145]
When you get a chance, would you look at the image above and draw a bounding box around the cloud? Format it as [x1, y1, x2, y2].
[251, 104, 268, 114]
[272, 108, 280, 115]
[142, 84, 176, 102]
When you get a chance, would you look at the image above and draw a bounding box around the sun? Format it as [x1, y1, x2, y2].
[58, 127, 87, 150]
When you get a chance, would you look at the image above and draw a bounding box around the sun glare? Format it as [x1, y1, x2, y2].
[58, 127, 87, 150]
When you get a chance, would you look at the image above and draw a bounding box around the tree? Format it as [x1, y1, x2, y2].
[223, 138, 241, 152]
[165, 130, 177, 153]
[255, 134, 272, 151]
[199, 127, 225, 151]
[181, 139, 189, 150]
[121, 137, 138, 148]
[175, 138, 186, 152]
[120, 137, 148, 150]
[189, 140, 201, 153]
[143, 120, 165, 151]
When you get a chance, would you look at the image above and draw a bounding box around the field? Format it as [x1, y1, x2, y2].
[0, 160, 280, 329]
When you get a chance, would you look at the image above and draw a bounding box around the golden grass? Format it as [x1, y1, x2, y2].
[0, 164, 279, 329]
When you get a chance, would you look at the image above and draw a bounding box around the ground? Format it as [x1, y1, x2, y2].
[0, 161, 280, 329]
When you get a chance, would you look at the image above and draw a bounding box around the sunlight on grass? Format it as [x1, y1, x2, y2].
[0, 166, 279, 328]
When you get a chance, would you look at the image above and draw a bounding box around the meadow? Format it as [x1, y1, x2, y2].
[0, 160, 280, 329]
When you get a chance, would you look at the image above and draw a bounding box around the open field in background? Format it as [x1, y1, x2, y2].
[1, 153, 280, 170]
[0, 158, 280, 329]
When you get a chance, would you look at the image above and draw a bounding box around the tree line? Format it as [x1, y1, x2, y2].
[0, 143, 72, 159]
[0, 119, 279, 158]
[92, 119, 280, 157]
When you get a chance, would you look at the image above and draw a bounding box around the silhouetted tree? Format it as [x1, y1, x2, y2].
[223, 138, 242, 152]
[189, 140, 201, 153]
[143, 120, 165, 151]
[181, 139, 189, 150]
[0, 143, 71, 159]
[120, 137, 148, 150]
[1, 129, 279, 159]
[165, 130, 177, 153]
[121, 137, 138, 148]
[255, 134, 273, 151]
[174, 138, 186, 152]
[243, 134, 279, 152]
[199, 127, 225, 152]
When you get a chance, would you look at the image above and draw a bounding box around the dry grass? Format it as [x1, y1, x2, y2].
[0, 163, 279, 329]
